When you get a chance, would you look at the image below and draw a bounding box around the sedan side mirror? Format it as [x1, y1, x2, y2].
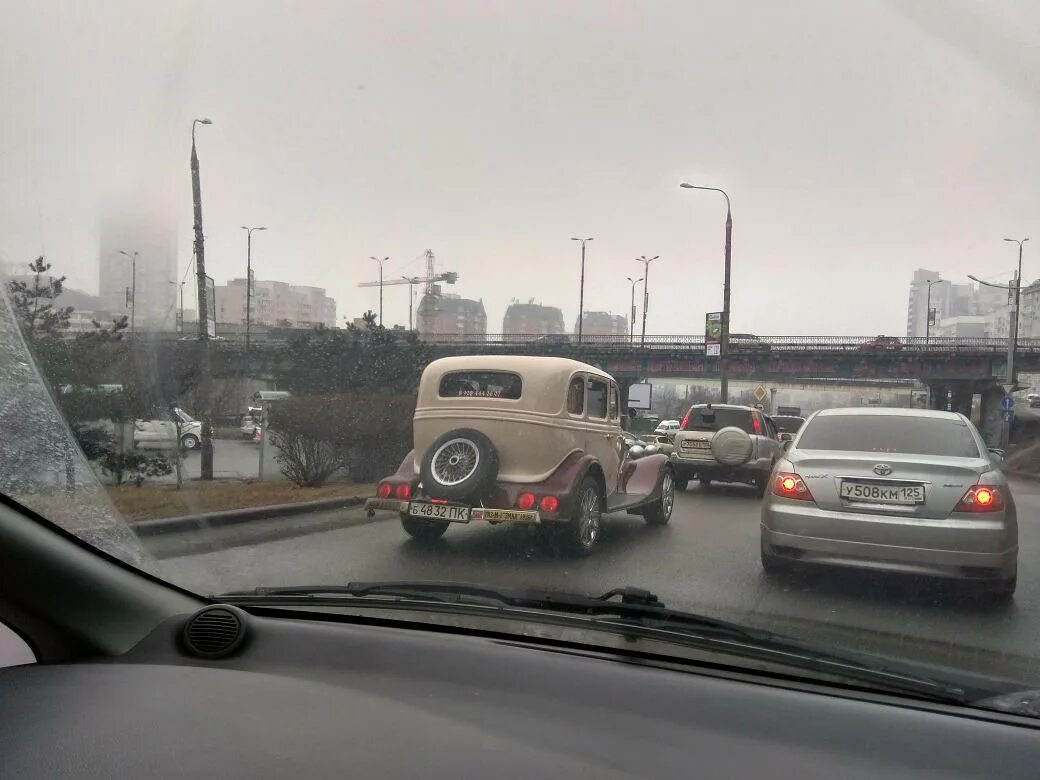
[782, 440, 792, 452]
[988, 447, 1006, 462]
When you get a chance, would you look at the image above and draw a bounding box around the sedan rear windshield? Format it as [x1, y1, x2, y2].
[439, 371, 522, 399]
[796, 416, 982, 458]
[682, 408, 753, 433]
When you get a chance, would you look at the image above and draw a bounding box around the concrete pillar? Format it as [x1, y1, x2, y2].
[978, 385, 1004, 448]
[927, 383, 946, 410]
[949, 384, 973, 418]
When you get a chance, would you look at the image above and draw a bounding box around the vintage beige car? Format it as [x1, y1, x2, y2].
[365, 355, 676, 555]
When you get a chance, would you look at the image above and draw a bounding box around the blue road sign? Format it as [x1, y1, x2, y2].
[1002, 409, 1015, 423]
[1001, 396, 1014, 411]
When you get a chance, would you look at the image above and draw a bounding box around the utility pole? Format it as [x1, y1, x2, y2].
[119, 249, 138, 338]
[635, 255, 659, 347]
[191, 117, 214, 480]
[626, 276, 643, 345]
[402, 276, 419, 330]
[571, 237, 593, 342]
[680, 183, 733, 401]
[241, 225, 267, 351]
[370, 256, 388, 326]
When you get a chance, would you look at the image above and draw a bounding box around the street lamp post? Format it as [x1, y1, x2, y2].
[571, 237, 594, 342]
[626, 276, 643, 345]
[635, 256, 659, 347]
[680, 182, 733, 402]
[924, 278, 943, 343]
[402, 276, 419, 330]
[241, 225, 267, 351]
[370, 256, 389, 326]
[191, 116, 214, 480]
[119, 249, 138, 338]
[968, 237, 1029, 449]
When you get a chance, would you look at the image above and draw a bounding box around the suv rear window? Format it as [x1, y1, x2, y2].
[796, 415, 982, 458]
[439, 371, 522, 399]
[771, 416, 804, 433]
[681, 407, 753, 433]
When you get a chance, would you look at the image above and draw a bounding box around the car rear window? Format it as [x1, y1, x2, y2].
[438, 371, 522, 399]
[681, 408, 753, 433]
[797, 415, 982, 458]
[772, 416, 804, 433]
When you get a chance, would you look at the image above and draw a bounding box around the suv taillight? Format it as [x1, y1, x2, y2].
[680, 410, 691, 430]
[955, 485, 1005, 513]
[752, 414, 762, 435]
[772, 472, 814, 501]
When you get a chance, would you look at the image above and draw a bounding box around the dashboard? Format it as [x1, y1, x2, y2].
[1, 608, 1038, 778]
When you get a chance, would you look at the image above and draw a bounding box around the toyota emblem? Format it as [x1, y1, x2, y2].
[873, 464, 893, 476]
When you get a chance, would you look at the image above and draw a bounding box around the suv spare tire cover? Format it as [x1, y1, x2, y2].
[420, 428, 499, 500]
[711, 426, 753, 466]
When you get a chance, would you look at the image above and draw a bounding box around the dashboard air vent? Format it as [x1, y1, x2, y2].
[182, 605, 247, 659]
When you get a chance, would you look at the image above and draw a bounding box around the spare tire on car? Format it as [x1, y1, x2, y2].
[420, 428, 499, 501]
[711, 426, 753, 466]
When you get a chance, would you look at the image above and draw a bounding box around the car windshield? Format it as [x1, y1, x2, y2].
[3, 0, 1040, 721]
[798, 415, 983, 458]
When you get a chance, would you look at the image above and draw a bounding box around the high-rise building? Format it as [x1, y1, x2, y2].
[98, 208, 178, 332]
[417, 293, 486, 337]
[575, 311, 628, 338]
[905, 270, 975, 337]
[502, 301, 565, 338]
[214, 278, 337, 328]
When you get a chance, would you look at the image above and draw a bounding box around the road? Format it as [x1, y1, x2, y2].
[151, 478, 1040, 681]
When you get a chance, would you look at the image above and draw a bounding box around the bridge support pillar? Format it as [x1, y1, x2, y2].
[978, 385, 1005, 449]
[926, 383, 947, 410]
[949, 385, 973, 418]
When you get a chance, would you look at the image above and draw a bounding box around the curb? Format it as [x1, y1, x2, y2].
[132, 495, 368, 537]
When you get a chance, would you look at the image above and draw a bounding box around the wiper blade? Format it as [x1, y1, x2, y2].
[218, 581, 966, 703]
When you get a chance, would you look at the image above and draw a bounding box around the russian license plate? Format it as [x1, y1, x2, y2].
[408, 502, 470, 522]
[681, 439, 711, 450]
[840, 482, 924, 505]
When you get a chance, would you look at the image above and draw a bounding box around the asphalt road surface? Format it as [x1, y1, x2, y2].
[152, 478, 1040, 681]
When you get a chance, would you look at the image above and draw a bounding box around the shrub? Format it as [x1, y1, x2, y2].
[270, 430, 350, 487]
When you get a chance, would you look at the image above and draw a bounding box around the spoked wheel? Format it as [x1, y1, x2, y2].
[556, 477, 603, 557]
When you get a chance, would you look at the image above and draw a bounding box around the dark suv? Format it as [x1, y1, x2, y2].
[670, 404, 783, 496]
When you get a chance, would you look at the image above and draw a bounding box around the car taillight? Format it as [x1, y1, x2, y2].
[680, 410, 690, 430]
[376, 483, 393, 498]
[395, 483, 412, 500]
[752, 414, 762, 435]
[773, 472, 813, 501]
[517, 492, 536, 510]
[955, 485, 1005, 512]
[430, 498, 447, 505]
[539, 495, 559, 513]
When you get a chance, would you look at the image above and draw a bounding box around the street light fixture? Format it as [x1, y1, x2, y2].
[370, 256, 389, 326]
[680, 182, 733, 402]
[119, 249, 138, 338]
[635, 255, 659, 347]
[571, 237, 594, 343]
[625, 276, 643, 345]
[241, 225, 267, 351]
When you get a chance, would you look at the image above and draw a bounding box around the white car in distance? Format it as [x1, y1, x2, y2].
[133, 408, 202, 451]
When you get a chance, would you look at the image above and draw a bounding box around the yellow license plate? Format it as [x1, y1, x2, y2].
[473, 508, 538, 523]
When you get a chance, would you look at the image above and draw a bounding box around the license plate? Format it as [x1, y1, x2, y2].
[681, 439, 711, 449]
[408, 502, 471, 522]
[472, 508, 539, 523]
[840, 482, 924, 505]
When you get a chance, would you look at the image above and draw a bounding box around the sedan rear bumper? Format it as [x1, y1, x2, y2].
[761, 501, 1017, 579]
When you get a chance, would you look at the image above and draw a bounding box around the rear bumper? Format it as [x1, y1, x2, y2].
[671, 455, 771, 482]
[761, 500, 1018, 579]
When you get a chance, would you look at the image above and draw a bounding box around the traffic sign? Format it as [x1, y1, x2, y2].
[1002, 410, 1015, 423]
[705, 343, 720, 357]
[1001, 396, 1014, 411]
[753, 385, 768, 402]
[1002, 383, 1016, 395]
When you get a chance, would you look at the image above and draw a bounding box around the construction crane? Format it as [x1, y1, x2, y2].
[356, 249, 458, 292]
[357, 250, 458, 331]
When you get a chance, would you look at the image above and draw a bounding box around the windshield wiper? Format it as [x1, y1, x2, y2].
[217, 581, 968, 704]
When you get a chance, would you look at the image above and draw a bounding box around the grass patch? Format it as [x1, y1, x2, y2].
[106, 480, 376, 522]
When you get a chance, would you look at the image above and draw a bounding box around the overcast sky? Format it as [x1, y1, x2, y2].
[2, 0, 1038, 335]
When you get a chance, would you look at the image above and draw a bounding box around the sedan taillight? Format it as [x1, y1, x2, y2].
[955, 485, 1005, 513]
[772, 472, 814, 501]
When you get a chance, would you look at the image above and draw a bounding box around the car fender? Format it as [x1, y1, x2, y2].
[623, 453, 671, 503]
[383, 450, 416, 483]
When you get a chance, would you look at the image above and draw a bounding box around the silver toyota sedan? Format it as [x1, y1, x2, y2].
[760, 408, 1018, 599]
